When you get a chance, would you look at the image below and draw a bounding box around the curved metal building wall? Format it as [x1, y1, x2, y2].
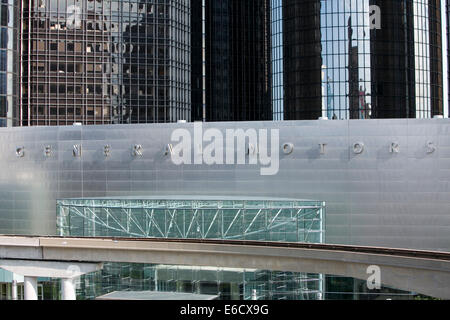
[0, 119, 449, 252]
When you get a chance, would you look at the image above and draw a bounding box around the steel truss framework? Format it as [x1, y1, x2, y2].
[57, 198, 325, 243]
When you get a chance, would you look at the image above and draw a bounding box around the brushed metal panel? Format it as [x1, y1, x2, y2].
[0, 119, 448, 251]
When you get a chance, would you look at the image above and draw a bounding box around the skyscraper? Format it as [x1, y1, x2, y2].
[192, 0, 272, 122]
[0, 0, 18, 127]
[273, 0, 446, 120]
[3, 1, 449, 126]
[18, 0, 191, 126]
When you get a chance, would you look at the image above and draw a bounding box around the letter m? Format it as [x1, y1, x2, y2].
[226, 129, 258, 165]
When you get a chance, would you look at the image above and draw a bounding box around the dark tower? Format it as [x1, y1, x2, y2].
[282, 0, 322, 120]
[191, 0, 204, 122]
[195, 0, 272, 122]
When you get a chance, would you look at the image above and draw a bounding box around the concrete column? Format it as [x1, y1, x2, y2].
[24, 277, 38, 300]
[61, 278, 76, 300]
[11, 280, 18, 300]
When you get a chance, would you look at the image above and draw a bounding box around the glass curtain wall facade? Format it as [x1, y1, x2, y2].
[19, 0, 190, 126]
[56, 197, 325, 300]
[273, 0, 444, 120]
[192, 0, 271, 122]
[0, 0, 18, 127]
[271, 0, 284, 120]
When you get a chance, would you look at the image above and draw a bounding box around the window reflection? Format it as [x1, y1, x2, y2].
[0, 0, 16, 126]
[275, 0, 443, 120]
[21, 0, 191, 126]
